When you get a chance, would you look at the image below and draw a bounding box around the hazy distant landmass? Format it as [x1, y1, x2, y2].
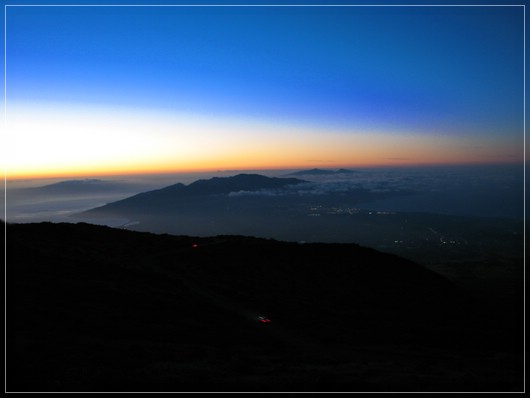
[79, 173, 415, 236]
[6, 221, 523, 391]
[5, 178, 157, 224]
[286, 168, 356, 176]
[78, 171, 522, 249]
[81, 173, 405, 213]
[82, 174, 307, 213]
[26, 179, 143, 195]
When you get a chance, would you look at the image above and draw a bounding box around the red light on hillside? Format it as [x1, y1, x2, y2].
[192, 244, 198, 248]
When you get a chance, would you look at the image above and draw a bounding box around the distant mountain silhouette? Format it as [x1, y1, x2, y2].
[287, 168, 355, 176]
[26, 179, 142, 195]
[82, 174, 306, 216]
[183, 173, 305, 194]
[7, 221, 520, 392]
[75, 173, 430, 240]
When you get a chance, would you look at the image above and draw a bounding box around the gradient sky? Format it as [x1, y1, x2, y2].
[4, 2, 525, 178]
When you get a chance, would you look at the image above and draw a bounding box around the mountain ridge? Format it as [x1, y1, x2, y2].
[81, 173, 306, 215]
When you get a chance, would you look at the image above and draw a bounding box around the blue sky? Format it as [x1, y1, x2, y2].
[3, 2, 526, 177]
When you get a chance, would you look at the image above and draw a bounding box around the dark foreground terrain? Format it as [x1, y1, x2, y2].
[5, 221, 524, 392]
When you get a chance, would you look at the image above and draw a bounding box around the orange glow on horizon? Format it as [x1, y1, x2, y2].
[4, 158, 521, 181]
[5, 102, 522, 181]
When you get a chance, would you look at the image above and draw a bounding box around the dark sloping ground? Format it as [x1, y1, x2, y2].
[5, 222, 523, 392]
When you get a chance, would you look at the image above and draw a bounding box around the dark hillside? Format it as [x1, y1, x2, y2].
[6, 222, 523, 392]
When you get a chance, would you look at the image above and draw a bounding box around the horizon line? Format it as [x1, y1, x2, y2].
[3, 160, 524, 181]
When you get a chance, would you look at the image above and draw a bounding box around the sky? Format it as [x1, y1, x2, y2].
[3, 1, 525, 178]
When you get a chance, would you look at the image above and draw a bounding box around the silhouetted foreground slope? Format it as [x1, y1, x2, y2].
[6, 222, 523, 392]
